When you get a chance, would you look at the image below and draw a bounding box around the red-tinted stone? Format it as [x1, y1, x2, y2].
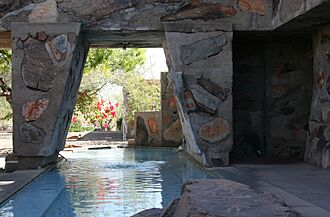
[37, 31, 48, 41]
[163, 119, 182, 142]
[162, 112, 171, 126]
[183, 90, 197, 111]
[198, 118, 230, 143]
[168, 96, 176, 108]
[238, 0, 267, 15]
[148, 118, 159, 134]
[22, 98, 49, 121]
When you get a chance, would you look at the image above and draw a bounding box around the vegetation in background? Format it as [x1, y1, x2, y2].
[0, 50, 12, 123]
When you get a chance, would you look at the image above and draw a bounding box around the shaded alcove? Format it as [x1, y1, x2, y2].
[232, 31, 313, 163]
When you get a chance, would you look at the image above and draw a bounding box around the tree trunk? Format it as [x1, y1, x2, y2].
[0, 77, 12, 108]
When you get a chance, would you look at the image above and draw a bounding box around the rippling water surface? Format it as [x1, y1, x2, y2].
[0, 148, 214, 217]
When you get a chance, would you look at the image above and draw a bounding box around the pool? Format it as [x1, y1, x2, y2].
[0, 148, 215, 217]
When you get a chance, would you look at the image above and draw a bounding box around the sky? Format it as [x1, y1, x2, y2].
[142, 48, 168, 79]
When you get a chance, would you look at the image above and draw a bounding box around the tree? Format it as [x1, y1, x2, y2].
[0, 50, 12, 107]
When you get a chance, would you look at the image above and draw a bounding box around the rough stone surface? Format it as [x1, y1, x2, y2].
[19, 123, 44, 144]
[238, 0, 267, 15]
[163, 120, 182, 142]
[135, 114, 149, 145]
[198, 117, 230, 143]
[28, 0, 58, 22]
[148, 118, 159, 135]
[180, 34, 227, 65]
[22, 98, 49, 121]
[183, 90, 197, 112]
[131, 208, 163, 217]
[172, 180, 300, 217]
[190, 84, 220, 114]
[197, 76, 230, 102]
[162, 1, 237, 21]
[46, 34, 69, 62]
[22, 37, 56, 91]
[306, 25, 330, 169]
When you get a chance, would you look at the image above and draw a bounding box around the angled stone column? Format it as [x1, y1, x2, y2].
[305, 24, 330, 169]
[162, 21, 233, 167]
[11, 23, 89, 169]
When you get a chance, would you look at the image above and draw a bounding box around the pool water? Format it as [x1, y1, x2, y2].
[0, 148, 215, 217]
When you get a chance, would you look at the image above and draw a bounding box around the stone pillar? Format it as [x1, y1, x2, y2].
[305, 25, 330, 169]
[162, 21, 233, 167]
[11, 23, 89, 169]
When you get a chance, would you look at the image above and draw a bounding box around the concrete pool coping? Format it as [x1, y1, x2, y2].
[0, 158, 64, 205]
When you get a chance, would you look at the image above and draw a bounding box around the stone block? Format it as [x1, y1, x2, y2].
[161, 1, 236, 21]
[163, 119, 182, 142]
[197, 76, 230, 102]
[22, 38, 56, 91]
[183, 90, 197, 112]
[28, 0, 58, 22]
[19, 123, 44, 144]
[190, 84, 220, 114]
[22, 98, 49, 121]
[198, 117, 230, 143]
[46, 34, 69, 62]
[238, 0, 267, 15]
[131, 208, 163, 217]
[180, 34, 227, 65]
[148, 117, 159, 135]
[172, 180, 300, 217]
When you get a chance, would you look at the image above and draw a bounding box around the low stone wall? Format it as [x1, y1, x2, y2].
[135, 111, 162, 146]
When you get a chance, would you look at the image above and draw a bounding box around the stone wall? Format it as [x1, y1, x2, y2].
[305, 24, 330, 169]
[233, 34, 313, 161]
[11, 23, 89, 169]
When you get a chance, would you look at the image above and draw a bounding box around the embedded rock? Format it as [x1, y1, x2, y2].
[172, 180, 301, 217]
[180, 34, 227, 65]
[183, 90, 197, 112]
[135, 116, 148, 145]
[162, 1, 236, 21]
[163, 119, 182, 142]
[28, 0, 58, 22]
[197, 76, 229, 101]
[167, 96, 176, 108]
[22, 98, 49, 121]
[22, 38, 56, 91]
[148, 117, 159, 134]
[198, 117, 230, 143]
[19, 123, 44, 144]
[238, 0, 267, 15]
[190, 84, 220, 114]
[46, 34, 69, 62]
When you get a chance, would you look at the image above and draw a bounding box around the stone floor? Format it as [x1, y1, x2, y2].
[212, 164, 330, 217]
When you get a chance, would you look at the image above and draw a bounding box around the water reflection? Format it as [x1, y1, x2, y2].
[0, 148, 214, 217]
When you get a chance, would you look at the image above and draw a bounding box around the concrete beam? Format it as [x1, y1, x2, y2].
[0, 31, 11, 49]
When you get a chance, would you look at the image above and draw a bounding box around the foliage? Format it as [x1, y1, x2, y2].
[0, 50, 12, 123]
[69, 121, 94, 132]
[76, 48, 160, 123]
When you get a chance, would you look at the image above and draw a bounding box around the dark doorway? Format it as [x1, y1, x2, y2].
[232, 32, 313, 163]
